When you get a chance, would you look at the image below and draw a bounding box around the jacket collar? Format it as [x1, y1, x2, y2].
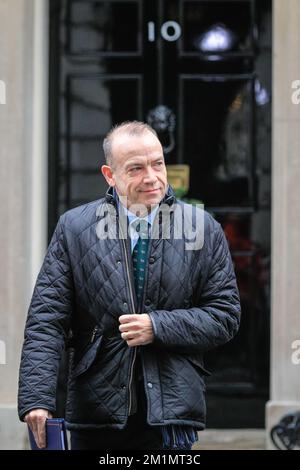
[104, 184, 176, 208]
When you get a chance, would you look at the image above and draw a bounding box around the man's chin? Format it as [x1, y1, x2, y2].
[139, 192, 164, 205]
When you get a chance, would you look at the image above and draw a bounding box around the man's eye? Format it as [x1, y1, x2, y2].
[155, 161, 163, 166]
[130, 167, 141, 172]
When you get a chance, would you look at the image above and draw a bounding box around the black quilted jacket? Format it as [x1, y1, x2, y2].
[18, 186, 241, 431]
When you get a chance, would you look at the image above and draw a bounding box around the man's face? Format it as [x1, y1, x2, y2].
[102, 131, 168, 212]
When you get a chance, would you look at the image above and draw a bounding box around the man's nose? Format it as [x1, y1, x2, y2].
[143, 167, 157, 183]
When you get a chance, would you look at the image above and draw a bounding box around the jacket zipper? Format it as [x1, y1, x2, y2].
[127, 225, 153, 412]
[138, 237, 152, 394]
[90, 326, 98, 343]
[120, 234, 137, 416]
[119, 211, 152, 415]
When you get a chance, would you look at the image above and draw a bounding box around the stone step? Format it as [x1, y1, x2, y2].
[192, 429, 266, 450]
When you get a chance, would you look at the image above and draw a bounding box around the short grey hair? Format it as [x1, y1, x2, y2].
[103, 121, 158, 167]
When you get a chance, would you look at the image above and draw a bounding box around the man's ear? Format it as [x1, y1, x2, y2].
[101, 165, 115, 187]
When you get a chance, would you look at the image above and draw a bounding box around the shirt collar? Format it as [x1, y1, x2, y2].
[116, 191, 159, 227]
[125, 205, 158, 227]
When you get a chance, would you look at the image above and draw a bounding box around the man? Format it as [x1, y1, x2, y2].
[18, 121, 241, 450]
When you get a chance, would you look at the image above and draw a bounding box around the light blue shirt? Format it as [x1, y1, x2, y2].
[118, 201, 158, 252]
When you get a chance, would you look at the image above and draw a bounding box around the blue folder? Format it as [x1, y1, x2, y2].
[28, 418, 68, 450]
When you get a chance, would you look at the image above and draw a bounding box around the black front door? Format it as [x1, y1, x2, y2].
[49, 0, 272, 427]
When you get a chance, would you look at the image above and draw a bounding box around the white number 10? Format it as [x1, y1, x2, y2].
[148, 21, 182, 42]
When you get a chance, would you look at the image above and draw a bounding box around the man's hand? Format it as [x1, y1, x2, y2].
[24, 408, 53, 448]
[119, 314, 154, 347]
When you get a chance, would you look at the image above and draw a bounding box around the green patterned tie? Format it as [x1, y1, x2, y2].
[132, 220, 150, 304]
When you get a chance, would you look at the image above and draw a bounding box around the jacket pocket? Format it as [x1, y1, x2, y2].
[72, 335, 103, 378]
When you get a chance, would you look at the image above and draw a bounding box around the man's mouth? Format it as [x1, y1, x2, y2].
[141, 188, 160, 193]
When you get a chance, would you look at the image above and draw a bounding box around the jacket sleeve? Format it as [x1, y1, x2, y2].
[18, 216, 73, 421]
[148, 223, 241, 354]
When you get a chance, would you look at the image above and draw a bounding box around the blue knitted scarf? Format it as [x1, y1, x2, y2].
[161, 425, 198, 450]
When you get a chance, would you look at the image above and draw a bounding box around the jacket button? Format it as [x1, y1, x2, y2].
[123, 302, 128, 309]
[117, 260, 121, 266]
[121, 385, 126, 390]
[145, 299, 151, 307]
[149, 257, 155, 264]
[147, 382, 153, 389]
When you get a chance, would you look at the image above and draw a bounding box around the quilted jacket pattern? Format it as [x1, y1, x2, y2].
[18, 186, 241, 430]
